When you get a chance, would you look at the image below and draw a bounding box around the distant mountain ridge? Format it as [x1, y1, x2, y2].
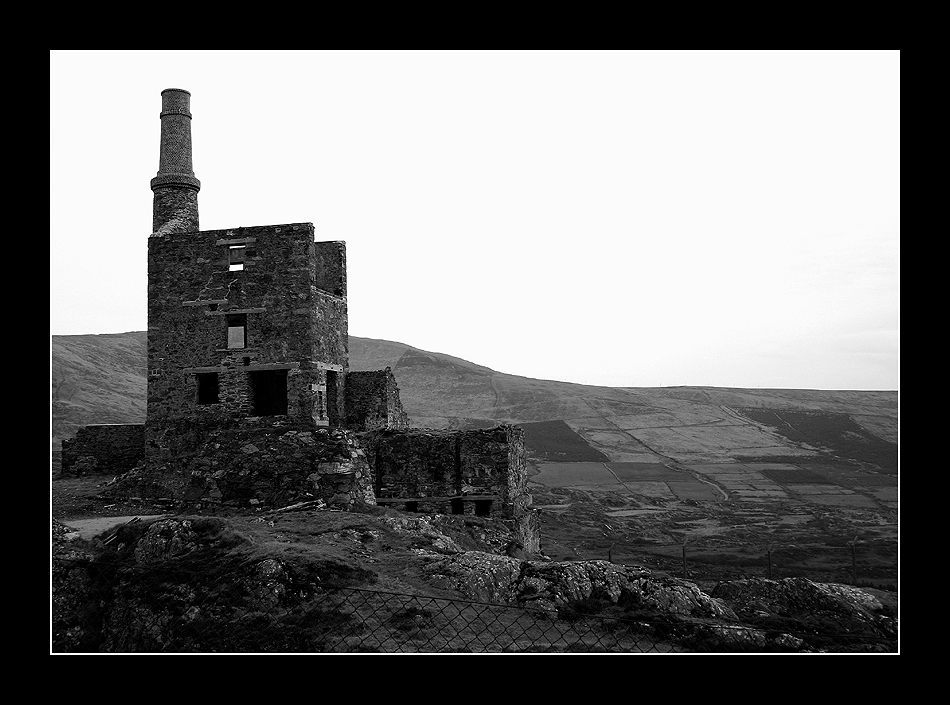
[51, 332, 898, 474]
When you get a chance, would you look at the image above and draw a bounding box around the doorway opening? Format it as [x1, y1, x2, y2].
[250, 370, 288, 416]
[326, 370, 340, 426]
[197, 372, 219, 405]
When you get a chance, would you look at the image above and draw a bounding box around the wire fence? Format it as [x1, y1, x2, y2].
[568, 541, 899, 589]
[52, 557, 895, 654]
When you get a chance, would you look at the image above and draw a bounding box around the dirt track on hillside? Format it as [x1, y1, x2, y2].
[60, 515, 167, 540]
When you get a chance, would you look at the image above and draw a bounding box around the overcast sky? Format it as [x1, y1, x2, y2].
[50, 50, 899, 391]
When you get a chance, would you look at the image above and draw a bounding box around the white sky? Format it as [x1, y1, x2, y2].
[50, 50, 899, 391]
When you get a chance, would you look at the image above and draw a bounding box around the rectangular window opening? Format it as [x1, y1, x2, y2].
[474, 500, 492, 517]
[250, 369, 288, 416]
[450, 498, 465, 515]
[229, 245, 246, 271]
[197, 372, 220, 405]
[226, 313, 247, 349]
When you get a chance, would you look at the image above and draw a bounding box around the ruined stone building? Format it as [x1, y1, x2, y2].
[61, 89, 537, 550]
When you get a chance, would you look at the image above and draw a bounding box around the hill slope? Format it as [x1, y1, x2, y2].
[51, 332, 147, 450]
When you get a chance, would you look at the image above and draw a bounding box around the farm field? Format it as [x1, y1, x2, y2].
[524, 412, 897, 587]
[530, 461, 720, 502]
[528, 458, 897, 586]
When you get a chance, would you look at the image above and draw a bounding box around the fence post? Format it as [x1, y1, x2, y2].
[851, 536, 858, 587]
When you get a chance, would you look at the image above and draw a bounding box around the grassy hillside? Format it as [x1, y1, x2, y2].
[51, 332, 147, 451]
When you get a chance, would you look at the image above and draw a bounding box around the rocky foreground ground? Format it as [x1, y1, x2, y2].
[52, 477, 898, 654]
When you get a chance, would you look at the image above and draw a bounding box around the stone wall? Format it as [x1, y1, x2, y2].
[358, 424, 538, 553]
[145, 223, 348, 450]
[310, 289, 348, 371]
[359, 425, 529, 517]
[61, 424, 145, 477]
[116, 419, 374, 510]
[152, 187, 199, 236]
[346, 368, 411, 431]
[313, 241, 346, 297]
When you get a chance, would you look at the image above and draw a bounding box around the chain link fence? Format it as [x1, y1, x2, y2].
[570, 541, 899, 589]
[52, 557, 894, 653]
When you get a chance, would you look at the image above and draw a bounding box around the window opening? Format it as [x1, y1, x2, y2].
[405, 501, 418, 513]
[229, 245, 246, 271]
[249, 369, 288, 416]
[450, 498, 464, 515]
[474, 500, 492, 517]
[227, 313, 247, 349]
[197, 372, 220, 405]
[243, 357, 251, 366]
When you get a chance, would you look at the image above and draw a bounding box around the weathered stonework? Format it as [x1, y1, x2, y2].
[359, 425, 529, 516]
[61, 424, 145, 477]
[358, 425, 538, 552]
[152, 187, 199, 236]
[130, 422, 375, 509]
[346, 368, 411, 431]
[150, 88, 200, 236]
[145, 222, 347, 445]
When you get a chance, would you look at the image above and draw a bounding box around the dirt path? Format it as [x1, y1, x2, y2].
[60, 515, 166, 540]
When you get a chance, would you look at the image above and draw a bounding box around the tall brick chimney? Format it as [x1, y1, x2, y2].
[150, 88, 200, 235]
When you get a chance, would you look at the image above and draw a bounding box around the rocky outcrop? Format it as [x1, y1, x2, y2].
[710, 577, 897, 647]
[132, 518, 200, 564]
[420, 552, 736, 618]
[423, 552, 525, 604]
[52, 519, 100, 651]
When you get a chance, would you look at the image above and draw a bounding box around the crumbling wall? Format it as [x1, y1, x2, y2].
[313, 241, 346, 297]
[117, 420, 374, 510]
[359, 425, 529, 517]
[346, 368, 411, 431]
[61, 424, 145, 477]
[310, 288, 348, 370]
[359, 424, 538, 553]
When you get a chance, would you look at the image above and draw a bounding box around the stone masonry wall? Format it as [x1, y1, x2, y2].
[311, 289, 348, 370]
[358, 424, 538, 553]
[146, 224, 347, 449]
[152, 187, 199, 236]
[61, 424, 145, 477]
[346, 368, 411, 431]
[359, 425, 528, 517]
[117, 419, 374, 510]
[313, 241, 346, 297]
